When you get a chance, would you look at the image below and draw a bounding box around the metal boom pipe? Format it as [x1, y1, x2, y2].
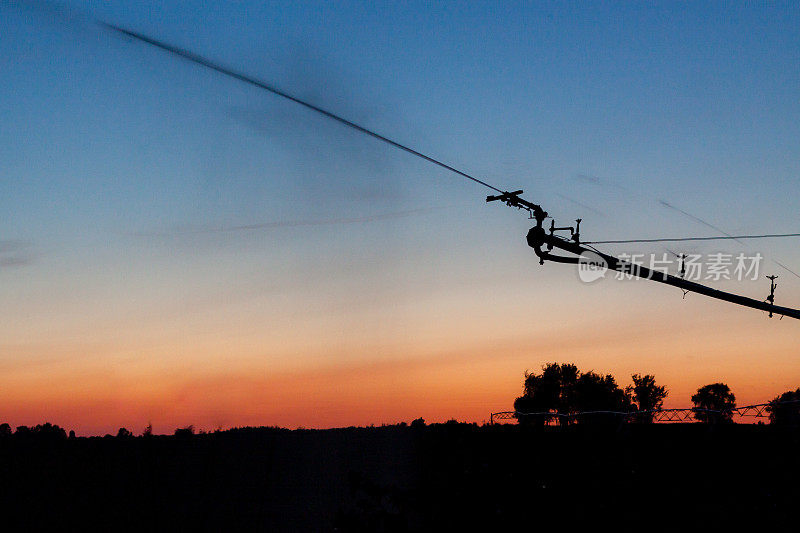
[526, 225, 800, 321]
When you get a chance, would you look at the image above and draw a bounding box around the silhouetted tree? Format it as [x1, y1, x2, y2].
[31, 423, 67, 439]
[766, 388, 800, 426]
[692, 383, 736, 423]
[514, 363, 579, 426]
[0, 423, 11, 438]
[410, 418, 425, 429]
[12, 423, 67, 442]
[626, 374, 668, 423]
[515, 364, 639, 426]
[142, 423, 153, 437]
[117, 427, 133, 439]
[514, 372, 546, 426]
[573, 371, 633, 424]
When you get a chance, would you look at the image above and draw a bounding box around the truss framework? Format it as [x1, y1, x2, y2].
[490, 400, 799, 424]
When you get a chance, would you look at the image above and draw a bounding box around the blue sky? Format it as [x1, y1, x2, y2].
[1, 1, 799, 432]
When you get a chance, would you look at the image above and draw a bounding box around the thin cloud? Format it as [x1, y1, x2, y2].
[572, 173, 629, 192]
[133, 206, 449, 237]
[0, 241, 35, 268]
[555, 193, 607, 218]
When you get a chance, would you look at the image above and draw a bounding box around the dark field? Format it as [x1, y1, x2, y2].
[1, 423, 798, 531]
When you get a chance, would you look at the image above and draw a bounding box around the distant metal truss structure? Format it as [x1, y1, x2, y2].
[490, 400, 799, 425]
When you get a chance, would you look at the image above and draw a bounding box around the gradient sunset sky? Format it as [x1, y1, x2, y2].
[2, 1, 799, 435]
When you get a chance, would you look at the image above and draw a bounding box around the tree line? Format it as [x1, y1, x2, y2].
[513, 362, 800, 425]
[0, 423, 203, 441]
[1, 369, 799, 438]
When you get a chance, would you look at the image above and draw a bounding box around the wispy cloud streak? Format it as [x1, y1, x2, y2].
[134, 206, 448, 237]
[0, 241, 35, 268]
[555, 193, 607, 218]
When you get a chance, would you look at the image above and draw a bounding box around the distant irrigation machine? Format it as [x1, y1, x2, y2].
[107, 23, 800, 322]
[490, 399, 800, 425]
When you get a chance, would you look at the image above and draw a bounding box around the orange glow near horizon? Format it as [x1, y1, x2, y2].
[2, 294, 798, 436]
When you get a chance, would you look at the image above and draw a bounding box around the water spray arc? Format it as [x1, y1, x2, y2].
[104, 23, 800, 321]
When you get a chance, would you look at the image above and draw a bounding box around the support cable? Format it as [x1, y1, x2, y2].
[586, 233, 800, 245]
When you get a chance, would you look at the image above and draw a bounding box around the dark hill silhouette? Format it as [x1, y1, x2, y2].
[1, 373, 797, 530]
[0, 421, 799, 530]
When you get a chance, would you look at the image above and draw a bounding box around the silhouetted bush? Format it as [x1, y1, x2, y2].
[174, 425, 195, 438]
[0, 423, 11, 438]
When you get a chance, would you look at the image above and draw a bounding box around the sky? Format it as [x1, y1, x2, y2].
[1, 1, 799, 435]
